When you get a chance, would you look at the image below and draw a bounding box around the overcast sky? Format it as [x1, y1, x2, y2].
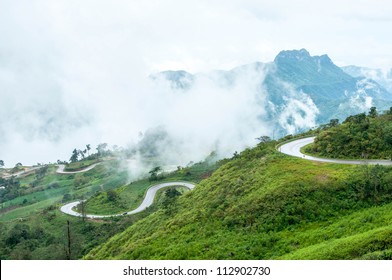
[1, 0, 392, 167]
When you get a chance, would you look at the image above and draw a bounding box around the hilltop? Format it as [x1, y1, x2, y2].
[305, 107, 392, 160]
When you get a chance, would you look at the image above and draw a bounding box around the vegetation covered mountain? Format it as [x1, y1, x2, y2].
[153, 49, 392, 137]
[306, 107, 392, 160]
[84, 138, 392, 260]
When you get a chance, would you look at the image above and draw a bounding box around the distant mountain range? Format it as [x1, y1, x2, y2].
[151, 49, 392, 137]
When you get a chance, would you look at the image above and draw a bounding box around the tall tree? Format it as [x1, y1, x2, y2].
[329, 119, 339, 127]
[69, 149, 79, 163]
[86, 144, 91, 156]
[369, 106, 378, 118]
[0, 160, 4, 168]
[96, 143, 108, 158]
[79, 199, 86, 222]
[78, 150, 85, 160]
[256, 136, 272, 143]
[149, 166, 162, 182]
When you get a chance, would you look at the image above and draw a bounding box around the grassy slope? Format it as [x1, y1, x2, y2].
[64, 159, 101, 171]
[0, 157, 221, 259]
[0, 161, 128, 222]
[0, 159, 141, 259]
[84, 160, 220, 215]
[85, 143, 392, 260]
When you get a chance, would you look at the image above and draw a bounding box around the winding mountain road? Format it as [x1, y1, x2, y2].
[60, 136, 392, 218]
[56, 163, 101, 174]
[1, 166, 40, 179]
[1, 162, 101, 179]
[60, 181, 195, 219]
[279, 137, 392, 165]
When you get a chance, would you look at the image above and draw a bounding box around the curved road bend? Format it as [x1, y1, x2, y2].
[279, 137, 392, 166]
[56, 162, 177, 175]
[2, 163, 101, 179]
[1, 166, 40, 179]
[60, 181, 195, 219]
[56, 163, 101, 174]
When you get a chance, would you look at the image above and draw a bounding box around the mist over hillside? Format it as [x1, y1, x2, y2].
[342, 65, 392, 93]
[153, 49, 392, 138]
[1, 48, 392, 170]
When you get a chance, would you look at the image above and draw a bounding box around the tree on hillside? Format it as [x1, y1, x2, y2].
[0, 160, 4, 168]
[384, 124, 392, 160]
[96, 143, 108, 158]
[106, 190, 119, 202]
[78, 150, 85, 160]
[256, 136, 272, 143]
[69, 149, 79, 163]
[149, 166, 162, 182]
[329, 119, 339, 127]
[79, 199, 86, 222]
[162, 187, 182, 215]
[369, 106, 378, 118]
[11, 163, 23, 174]
[165, 187, 181, 199]
[86, 144, 91, 156]
[35, 165, 48, 180]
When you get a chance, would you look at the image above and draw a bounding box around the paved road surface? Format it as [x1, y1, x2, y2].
[279, 137, 392, 165]
[1, 163, 100, 179]
[1, 166, 40, 179]
[60, 181, 195, 219]
[56, 163, 101, 174]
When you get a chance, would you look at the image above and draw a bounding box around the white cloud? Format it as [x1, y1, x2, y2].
[0, 0, 391, 166]
[278, 85, 320, 135]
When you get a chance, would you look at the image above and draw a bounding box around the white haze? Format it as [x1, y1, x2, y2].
[0, 0, 391, 170]
[275, 81, 320, 135]
[1, 58, 272, 169]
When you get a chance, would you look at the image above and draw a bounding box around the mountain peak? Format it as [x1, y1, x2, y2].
[269, 48, 356, 94]
[274, 48, 311, 62]
[274, 49, 334, 67]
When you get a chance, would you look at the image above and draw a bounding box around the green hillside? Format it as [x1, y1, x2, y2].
[0, 155, 221, 259]
[305, 107, 392, 159]
[3, 110, 392, 260]
[84, 141, 392, 260]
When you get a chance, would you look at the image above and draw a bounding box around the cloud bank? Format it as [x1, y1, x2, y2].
[0, 0, 389, 168]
